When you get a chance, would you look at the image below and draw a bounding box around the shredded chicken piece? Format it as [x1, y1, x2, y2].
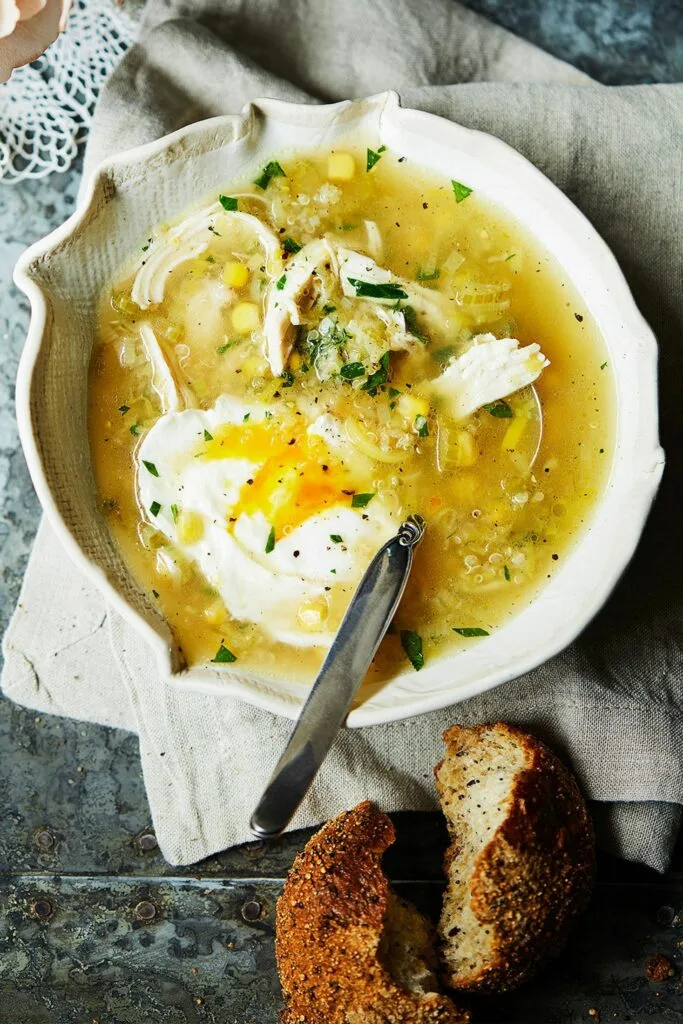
[263, 238, 337, 376]
[131, 204, 281, 309]
[139, 323, 197, 413]
[430, 334, 549, 421]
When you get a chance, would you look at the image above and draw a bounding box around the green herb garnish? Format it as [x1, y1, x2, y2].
[143, 460, 159, 477]
[402, 304, 428, 342]
[217, 340, 237, 354]
[281, 370, 294, 388]
[212, 643, 237, 663]
[415, 414, 429, 437]
[130, 423, 140, 436]
[366, 147, 385, 172]
[149, 501, 161, 517]
[243, 413, 251, 422]
[330, 534, 343, 543]
[205, 255, 215, 264]
[264, 410, 273, 419]
[322, 304, 336, 314]
[340, 361, 365, 380]
[451, 179, 473, 203]
[505, 252, 516, 261]
[600, 361, 608, 370]
[453, 627, 490, 637]
[388, 387, 401, 398]
[171, 503, 179, 522]
[416, 267, 440, 281]
[351, 493, 375, 508]
[254, 160, 286, 190]
[504, 565, 511, 582]
[432, 345, 456, 367]
[347, 278, 408, 300]
[219, 194, 238, 211]
[152, 589, 159, 598]
[483, 400, 513, 419]
[282, 236, 302, 255]
[118, 404, 130, 414]
[276, 274, 287, 290]
[203, 429, 213, 441]
[208, 225, 221, 236]
[362, 351, 391, 395]
[401, 630, 424, 671]
[265, 526, 276, 553]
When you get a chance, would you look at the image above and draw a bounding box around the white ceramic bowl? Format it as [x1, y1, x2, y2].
[14, 91, 664, 726]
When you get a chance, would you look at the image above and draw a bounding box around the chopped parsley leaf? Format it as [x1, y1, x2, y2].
[143, 460, 159, 477]
[416, 267, 440, 281]
[504, 565, 511, 582]
[243, 413, 250, 422]
[362, 351, 391, 394]
[152, 589, 159, 598]
[322, 304, 336, 314]
[212, 643, 237, 663]
[330, 568, 337, 574]
[415, 414, 429, 437]
[432, 344, 456, 367]
[264, 410, 273, 419]
[265, 526, 276, 553]
[389, 400, 397, 410]
[388, 387, 401, 398]
[402, 304, 428, 342]
[219, 194, 238, 211]
[118, 404, 130, 414]
[254, 160, 286, 190]
[366, 147, 384, 172]
[203, 429, 213, 441]
[505, 252, 516, 261]
[453, 627, 490, 637]
[330, 534, 343, 543]
[171, 503, 179, 522]
[483, 400, 513, 419]
[141, 244, 149, 252]
[400, 630, 424, 671]
[149, 501, 161, 517]
[281, 370, 294, 388]
[205, 255, 215, 264]
[347, 278, 408, 300]
[217, 340, 237, 354]
[282, 236, 302, 255]
[130, 423, 140, 436]
[451, 179, 473, 203]
[600, 361, 608, 370]
[351, 492, 375, 508]
[340, 361, 365, 380]
[208, 225, 221, 236]
[276, 274, 287, 290]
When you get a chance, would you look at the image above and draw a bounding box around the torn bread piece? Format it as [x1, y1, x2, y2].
[276, 801, 469, 1024]
[435, 723, 595, 993]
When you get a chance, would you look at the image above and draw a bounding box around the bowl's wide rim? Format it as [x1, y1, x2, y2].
[14, 90, 665, 728]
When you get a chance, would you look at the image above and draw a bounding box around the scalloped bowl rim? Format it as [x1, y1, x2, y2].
[14, 91, 665, 727]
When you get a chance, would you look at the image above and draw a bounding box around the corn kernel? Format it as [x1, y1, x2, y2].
[203, 598, 227, 626]
[242, 354, 269, 377]
[231, 302, 260, 334]
[289, 352, 302, 371]
[176, 509, 204, 545]
[398, 393, 429, 421]
[223, 261, 250, 288]
[327, 152, 355, 181]
[297, 597, 328, 632]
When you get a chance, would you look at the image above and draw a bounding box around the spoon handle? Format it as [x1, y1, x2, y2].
[249, 514, 425, 839]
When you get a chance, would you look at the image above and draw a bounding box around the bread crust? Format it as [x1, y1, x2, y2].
[276, 801, 469, 1023]
[435, 723, 595, 993]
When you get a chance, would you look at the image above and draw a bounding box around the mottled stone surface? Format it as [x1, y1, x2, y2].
[0, 2, 681, 1021]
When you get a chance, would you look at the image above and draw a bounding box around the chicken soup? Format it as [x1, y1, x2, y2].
[88, 144, 613, 681]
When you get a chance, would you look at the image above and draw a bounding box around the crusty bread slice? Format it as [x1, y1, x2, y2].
[276, 801, 469, 1024]
[435, 723, 595, 993]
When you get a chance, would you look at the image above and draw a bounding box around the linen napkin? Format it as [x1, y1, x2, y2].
[4, 0, 683, 872]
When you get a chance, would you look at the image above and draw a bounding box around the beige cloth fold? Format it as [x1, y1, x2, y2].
[4, 0, 683, 871]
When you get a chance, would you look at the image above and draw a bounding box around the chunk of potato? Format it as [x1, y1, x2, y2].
[327, 152, 355, 181]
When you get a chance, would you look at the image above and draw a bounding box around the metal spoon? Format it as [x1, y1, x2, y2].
[250, 514, 426, 839]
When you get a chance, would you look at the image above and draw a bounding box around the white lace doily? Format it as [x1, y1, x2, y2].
[0, 0, 137, 183]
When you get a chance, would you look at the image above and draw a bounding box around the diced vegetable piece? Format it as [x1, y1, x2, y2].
[502, 413, 529, 451]
[232, 302, 261, 334]
[176, 509, 204, 544]
[327, 152, 355, 181]
[223, 261, 250, 288]
[398, 393, 429, 421]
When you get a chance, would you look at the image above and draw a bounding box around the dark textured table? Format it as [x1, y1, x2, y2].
[1, 2, 682, 1021]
